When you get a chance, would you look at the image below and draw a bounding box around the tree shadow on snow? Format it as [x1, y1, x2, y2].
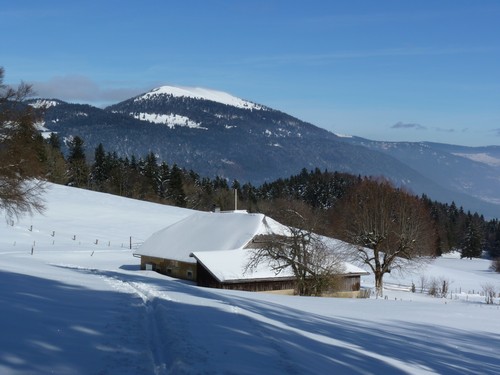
[88, 268, 500, 375]
[4, 265, 498, 375]
[0, 269, 154, 375]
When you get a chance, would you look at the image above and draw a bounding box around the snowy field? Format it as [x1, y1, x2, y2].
[0, 183, 499, 375]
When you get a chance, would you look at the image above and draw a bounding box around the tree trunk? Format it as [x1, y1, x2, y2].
[375, 271, 384, 298]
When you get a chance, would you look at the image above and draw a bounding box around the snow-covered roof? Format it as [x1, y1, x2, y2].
[192, 249, 294, 282]
[134, 211, 274, 263]
[191, 249, 369, 283]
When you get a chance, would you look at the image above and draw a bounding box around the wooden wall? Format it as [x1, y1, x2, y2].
[140, 255, 196, 281]
[141, 256, 363, 294]
[196, 263, 362, 293]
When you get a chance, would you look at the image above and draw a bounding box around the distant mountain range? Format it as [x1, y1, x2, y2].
[29, 86, 500, 218]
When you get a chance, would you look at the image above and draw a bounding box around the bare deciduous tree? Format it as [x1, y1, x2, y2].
[481, 283, 496, 304]
[246, 200, 345, 296]
[0, 67, 45, 220]
[332, 178, 436, 297]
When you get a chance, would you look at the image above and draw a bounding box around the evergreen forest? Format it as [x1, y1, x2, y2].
[35, 133, 500, 264]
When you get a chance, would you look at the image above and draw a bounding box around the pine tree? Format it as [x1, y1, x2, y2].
[0, 67, 46, 219]
[461, 215, 483, 259]
[48, 132, 62, 150]
[91, 143, 107, 189]
[167, 164, 186, 207]
[67, 136, 88, 187]
[44, 134, 67, 184]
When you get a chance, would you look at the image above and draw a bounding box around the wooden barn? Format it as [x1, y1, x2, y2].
[134, 210, 369, 294]
[190, 249, 368, 294]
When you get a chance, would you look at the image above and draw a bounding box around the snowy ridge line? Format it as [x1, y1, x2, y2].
[29, 99, 60, 109]
[135, 85, 266, 111]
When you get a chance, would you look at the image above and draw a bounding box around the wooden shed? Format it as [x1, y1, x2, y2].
[190, 249, 369, 294]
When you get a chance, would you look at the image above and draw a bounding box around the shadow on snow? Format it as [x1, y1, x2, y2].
[1, 267, 499, 375]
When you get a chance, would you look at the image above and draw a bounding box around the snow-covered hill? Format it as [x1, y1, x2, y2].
[1, 184, 499, 374]
[134, 85, 266, 111]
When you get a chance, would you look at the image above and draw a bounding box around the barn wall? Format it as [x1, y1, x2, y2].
[142, 256, 363, 293]
[337, 275, 361, 292]
[221, 279, 297, 292]
[196, 263, 297, 291]
[140, 255, 197, 281]
[196, 262, 221, 288]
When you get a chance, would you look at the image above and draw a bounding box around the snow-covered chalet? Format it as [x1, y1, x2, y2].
[133, 210, 368, 294]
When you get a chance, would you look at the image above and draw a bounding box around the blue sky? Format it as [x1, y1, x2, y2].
[2, 0, 499, 146]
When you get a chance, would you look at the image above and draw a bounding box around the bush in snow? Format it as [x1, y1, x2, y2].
[481, 283, 496, 304]
[428, 276, 452, 298]
[491, 257, 500, 273]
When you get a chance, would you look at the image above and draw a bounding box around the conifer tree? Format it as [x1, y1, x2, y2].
[167, 164, 186, 207]
[44, 133, 67, 184]
[0, 67, 46, 219]
[67, 136, 88, 187]
[461, 215, 483, 259]
[91, 143, 108, 189]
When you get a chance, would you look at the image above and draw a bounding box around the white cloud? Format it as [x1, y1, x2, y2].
[432, 126, 456, 133]
[391, 121, 427, 130]
[31, 75, 152, 106]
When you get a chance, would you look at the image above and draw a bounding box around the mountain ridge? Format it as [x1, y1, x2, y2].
[28, 86, 500, 218]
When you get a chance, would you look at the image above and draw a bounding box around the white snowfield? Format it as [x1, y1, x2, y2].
[1, 183, 499, 375]
[134, 85, 265, 111]
[131, 112, 206, 129]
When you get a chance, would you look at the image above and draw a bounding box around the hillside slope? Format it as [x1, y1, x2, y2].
[0, 184, 499, 374]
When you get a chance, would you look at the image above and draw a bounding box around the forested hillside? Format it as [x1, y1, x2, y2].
[37, 133, 500, 263]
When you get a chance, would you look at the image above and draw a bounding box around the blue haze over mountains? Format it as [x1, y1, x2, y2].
[31, 87, 500, 219]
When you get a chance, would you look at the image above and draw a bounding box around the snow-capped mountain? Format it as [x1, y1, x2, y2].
[134, 85, 266, 110]
[108, 86, 266, 129]
[30, 86, 500, 218]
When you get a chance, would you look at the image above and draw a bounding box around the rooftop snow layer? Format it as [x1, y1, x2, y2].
[191, 249, 368, 283]
[134, 211, 273, 263]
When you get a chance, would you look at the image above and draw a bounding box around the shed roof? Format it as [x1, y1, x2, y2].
[191, 249, 369, 283]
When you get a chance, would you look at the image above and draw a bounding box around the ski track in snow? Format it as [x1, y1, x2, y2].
[73, 265, 301, 374]
[103, 275, 295, 374]
[115, 273, 434, 375]
[102, 276, 173, 375]
[23, 262, 499, 375]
